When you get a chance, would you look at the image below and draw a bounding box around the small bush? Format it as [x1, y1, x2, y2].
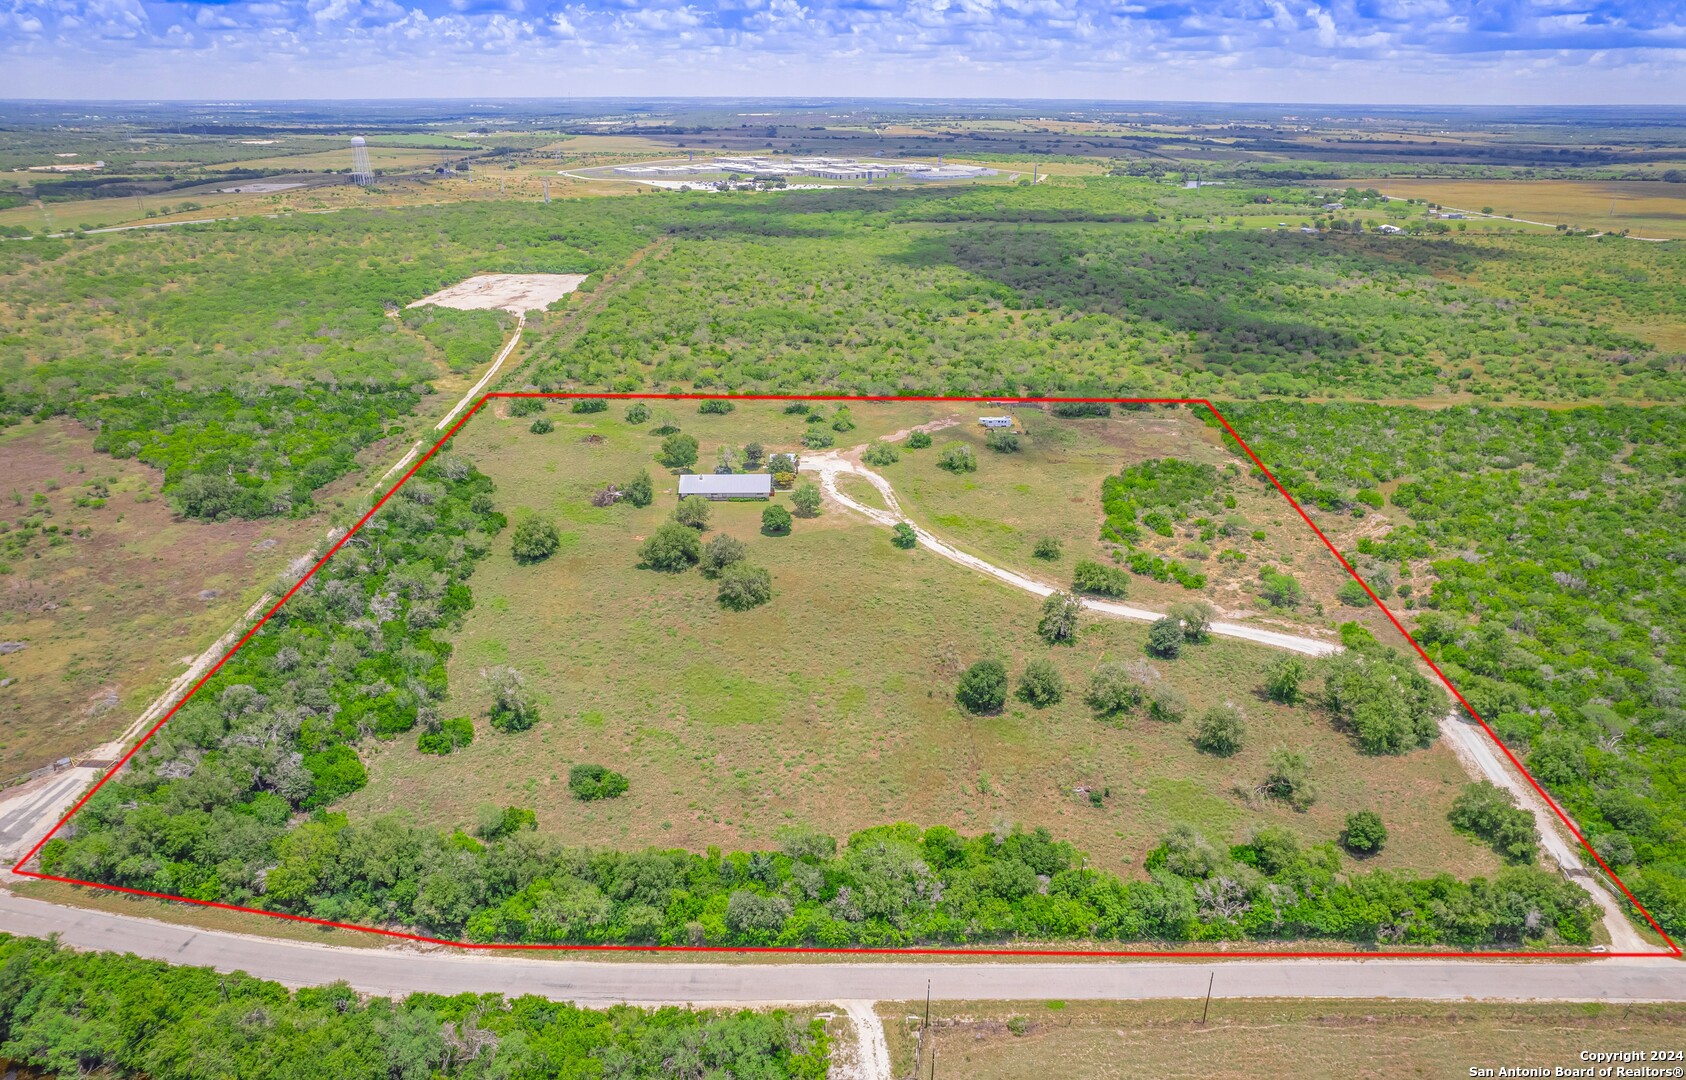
[1449, 781, 1537, 863]
[801, 428, 834, 450]
[1084, 662, 1143, 719]
[957, 658, 1009, 714]
[906, 430, 933, 449]
[1258, 569, 1303, 609]
[1037, 591, 1082, 645]
[717, 562, 774, 610]
[626, 402, 651, 424]
[1263, 655, 1306, 703]
[1033, 536, 1062, 560]
[985, 429, 1020, 453]
[698, 399, 734, 414]
[476, 805, 538, 839]
[937, 443, 977, 473]
[570, 398, 607, 413]
[1262, 747, 1316, 810]
[1336, 579, 1373, 606]
[658, 432, 700, 469]
[569, 763, 629, 801]
[639, 521, 701, 571]
[529, 417, 554, 435]
[699, 533, 747, 578]
[1051, 402, 1111, 418]
[511, 517, 561, 563]
[1146, 617, 1184, 658]
[1146, 684, 1187, 724]
[1017, 658, 1065, 707]
[622, 470, 654, 508]
[417, 715, 475, 755]
[1071, 559, 1130, 598]
[1193, 703, 1245, 755]
[1167, 601, 1214, 642]
[830, 406, 855, 432]
[791, 482, 822, 517]
[508, 398, 545, 417]
[891, 522, 917, 549]
[862, 441, 900, 466]
[1341, 810, 1388, 854]
[783, 401, 810, 415]
[674, 495, 712, 529]
[761, 503, 793, 535]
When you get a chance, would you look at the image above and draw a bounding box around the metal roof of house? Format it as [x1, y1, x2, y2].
[678, 473, 774, 496]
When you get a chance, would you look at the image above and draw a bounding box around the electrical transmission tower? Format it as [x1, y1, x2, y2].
[350, 136, 373, 186]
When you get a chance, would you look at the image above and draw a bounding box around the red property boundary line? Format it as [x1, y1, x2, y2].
[12, 393, 1680, 961]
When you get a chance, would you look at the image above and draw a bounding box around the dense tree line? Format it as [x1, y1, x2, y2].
[0, 934, 828, 1079]
[1224, 402, 1686, 935]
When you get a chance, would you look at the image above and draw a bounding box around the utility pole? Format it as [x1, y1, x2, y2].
[1200, 972, 1215, 1025]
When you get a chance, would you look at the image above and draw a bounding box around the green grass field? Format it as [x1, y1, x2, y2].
[344, 401, 1497, 882]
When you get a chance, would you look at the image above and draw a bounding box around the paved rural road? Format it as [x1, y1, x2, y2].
[0, 895, 1679, 1002]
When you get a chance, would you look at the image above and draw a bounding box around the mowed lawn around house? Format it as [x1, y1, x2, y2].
[344, 399, 1498, 883]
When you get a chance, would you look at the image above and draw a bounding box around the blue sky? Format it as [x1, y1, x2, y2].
[2, 1, 1684, 103]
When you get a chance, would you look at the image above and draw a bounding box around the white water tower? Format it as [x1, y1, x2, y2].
[350, 136, 373, 186]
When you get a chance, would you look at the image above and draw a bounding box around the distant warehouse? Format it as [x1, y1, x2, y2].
[678, 474, 774, 501]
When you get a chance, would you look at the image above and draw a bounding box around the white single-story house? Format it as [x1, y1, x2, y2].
[1375, 224, 1404, 234]
[980, 416, 1014, 429]
[678, 474, 774, 501]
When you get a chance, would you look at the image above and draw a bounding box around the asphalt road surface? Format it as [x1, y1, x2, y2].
[0, 894, 1680, 1004]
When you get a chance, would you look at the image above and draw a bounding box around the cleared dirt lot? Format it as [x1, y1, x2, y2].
[409, 273, 589, 314]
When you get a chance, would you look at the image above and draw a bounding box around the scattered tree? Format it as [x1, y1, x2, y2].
[801, 428, 834, 450]
[476, 804, 538, 839]
[830, 406, 855, 432]
[937, 442, 977, 473]
[1341, 811, 1388, 855]
[1194, 703, 1246, 755]
[1258, 568, 1303, 609]
[529, 417, 554, 434]
[862, 441, 900, 466]
[699, 533, 747, 578]
[511, 516, 561, 564]
[570, 398, 607, 413]
[891, 522, 917, 549]
[761, 503, 793, 535]
[483, 666, 539, 733]
[1147, 683, 1187, 724]
[718, 563, 774, 610]
[1336, 579, 1373, 607]
[1261, 747, 1316, 810]
[1071, 559, 1129, 598]
[1037, 591, 1083, 645]
[1167, 601, 1214, 642]
[569, 763, 629, 801]
[1263, 655, 1307, 704]
[715, 446, 738, 474]
[623, 469, 654, 508]
[1084, 662, 1144, 719]
[417, 715, 474, 755]
[906, 430, 933, 449]
[791, 482, 822, 517]
[698, 399, 734, 414]
[658, 432, 699, 470]
[1017, 658, 1065, 707]
[625, 402, 650, 424]
[1449, 781, 1537, 863]
[1146, 617, 1184, 658]
[673, 495, 712, 529]
[957, 658, 1009, 714]
[639, 521, 701, 571]
[743, 442, 765, 469]
[1321, 650, 1447, 755]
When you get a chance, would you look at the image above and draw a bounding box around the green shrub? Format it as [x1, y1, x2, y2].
[511, 516, 561, 563]
[699, 533, 747, 578]
[529, 417, 554, 434]
[418, 715, 475, 755]
[625, 401, 651, 424]
[1261, 747, 1316, 810]
[985, 429, 1020, 453]
[906, 430, 933, 449]
[1449, 781, 1537, 863]
[801, 428, 834, 450]
[698, 399, 734, 414]
[569, 763, 629, 801]
[1146, 617, 1184, 658]
[1263, 655, 1307, 704]
[1336, 579, 1373, 606]
[477, 805, 538, 839]
[937, 443, 977, 473]
[659, 432, 700, 469]
[623, 469, 654, 507]
[717, 563, 774, 610]
[891, 522, 917, 549]
[1033, 536, 1062, 560]
[1194, 703, 1245, 755]
[571, 398, 608, 413]
[762, 503, 793, 535]
[1037, 591, 1082, 645]
[1258, 569, 1303, 609]
[957, 658, 1009, 714]
[639, 521, 701, 571]
[508, 398, 545, 417]
[674, 495, 712, 529]
[1017, 658, 1065, 707]
[791, 482, 822, 517]
[1084, 662, 1143, 719]
[1071, 559, 1129, 597]
[1341, 811, 1388, 854]
[862, 441, 900, 466]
